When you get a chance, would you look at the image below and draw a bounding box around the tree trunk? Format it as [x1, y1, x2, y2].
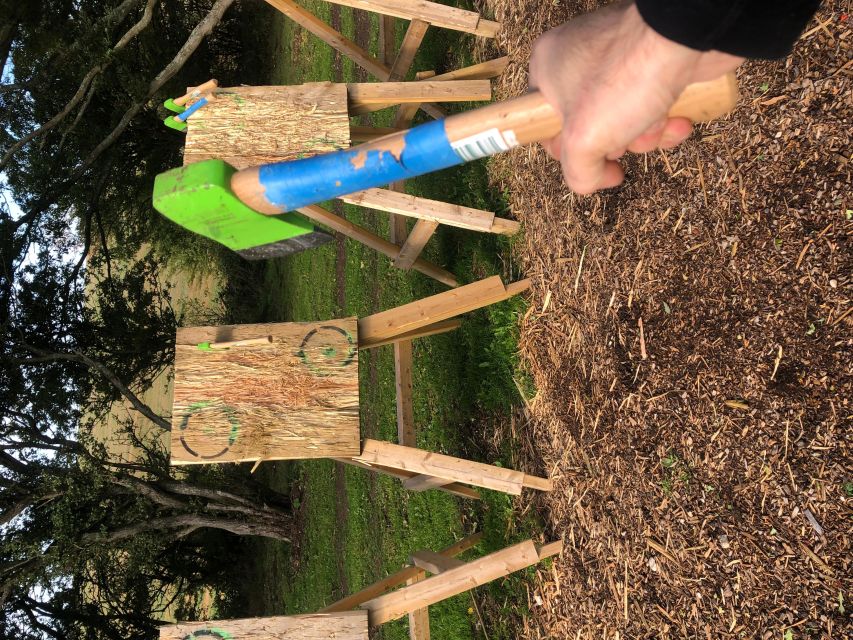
[0, 21, 18, 73]
[85, 512, 291, 543]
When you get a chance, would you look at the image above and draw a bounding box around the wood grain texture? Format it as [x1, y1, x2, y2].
[183, 83, 350, 170]
[410, 550, 465, 574]
[356, 318, 461, 351]
[159, 612, 368, 639]
[171, 320, 360, 464]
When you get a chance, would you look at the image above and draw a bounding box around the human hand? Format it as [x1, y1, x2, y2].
[528, 1, 743, 194]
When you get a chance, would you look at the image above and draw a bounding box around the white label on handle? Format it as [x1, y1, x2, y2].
[451, 128, 517, 162]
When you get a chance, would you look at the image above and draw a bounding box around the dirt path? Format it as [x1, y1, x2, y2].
[482, 1, 850, 637]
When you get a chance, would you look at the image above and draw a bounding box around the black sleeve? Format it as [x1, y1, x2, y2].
[635, 0, 822, 59]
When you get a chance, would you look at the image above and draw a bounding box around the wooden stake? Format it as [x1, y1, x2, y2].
[389, 19, 429, 81]
[403, 474, 454, 492]
[394, 219, 439, 269]
[394, 340, 416, 447]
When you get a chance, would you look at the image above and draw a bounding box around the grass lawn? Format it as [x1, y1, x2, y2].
[227, 3, 544, 638]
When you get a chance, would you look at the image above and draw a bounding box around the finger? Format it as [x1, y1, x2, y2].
[626, 118, 668, 154]
[659, 117, 693, 149]
[561, 130, 625, 194]
[541, 135, 561, 162]
[606, 148, 627, 161]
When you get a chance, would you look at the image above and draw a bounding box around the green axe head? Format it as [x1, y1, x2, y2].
[163, 116, 187, 132]
[152, 159, 333, 259]
[163, 98, 186, 114]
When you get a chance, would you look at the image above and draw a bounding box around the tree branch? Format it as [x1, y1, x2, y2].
[0, 0, 160, 171]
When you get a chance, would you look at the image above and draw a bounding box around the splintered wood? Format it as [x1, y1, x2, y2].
[183, 83, 350, 169]
[159, 612, 368, 640]
[170, 320, 360, 464]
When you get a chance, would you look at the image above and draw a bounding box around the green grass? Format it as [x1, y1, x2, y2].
[224, 3, 541, 638]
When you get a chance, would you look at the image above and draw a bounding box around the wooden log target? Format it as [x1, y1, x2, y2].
[170, 320, 360, 464]
[159, 612, 368, 640]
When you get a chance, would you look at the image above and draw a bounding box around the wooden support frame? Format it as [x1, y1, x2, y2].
[321, 0, 500, 37]
[393, 219, 439, 270]
[296, 205, 458, 288]
[352, 439, 552, 495]
[164, 534, 561, 640]
[356, 318, 461, 350]
[340, 188, 520, 235]
[361, 539, 562, 626]
[347, 79, 491, 116]
[358, 276, 531, 347]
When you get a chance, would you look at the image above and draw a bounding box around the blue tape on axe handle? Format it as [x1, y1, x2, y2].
[257, 119, 464, 212]
[176, 96, 209, 123]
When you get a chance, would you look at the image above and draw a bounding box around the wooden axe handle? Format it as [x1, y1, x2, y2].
[445, 72, 739, 147]
[174, 79, 219, 107]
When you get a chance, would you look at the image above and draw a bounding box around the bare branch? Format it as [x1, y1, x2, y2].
[0, 0, 160, 170]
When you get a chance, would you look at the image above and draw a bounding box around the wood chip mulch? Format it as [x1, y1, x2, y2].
[475, 1, 851, 637]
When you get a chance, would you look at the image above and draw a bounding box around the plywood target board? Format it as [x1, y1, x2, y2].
[159, 612, 368, 640]
[171, 320, 360, 464]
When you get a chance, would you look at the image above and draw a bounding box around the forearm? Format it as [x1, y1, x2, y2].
[635, 0, 823, 59]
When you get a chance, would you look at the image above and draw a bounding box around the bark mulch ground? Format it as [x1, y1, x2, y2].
[476, 1, 851, 637]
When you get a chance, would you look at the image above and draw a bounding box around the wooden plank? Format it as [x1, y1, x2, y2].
[347, 80, 491, 116]
[394, 219, 439, 270]
[357, 318, 461, 350]
[350, 125, 405, 142]
[263, 0, 390, 80]
[340, 188, 496, 233]
[171, 320, 360, 464]
[379, 14, 396, 65]
[320, 532, 484, 612]
[322, 0, 480, 33]
[537, 540, 564, 560]
[407, 572, 430, 640]
[297, 205, 458, 288]
[183, 84, 350, 169]
[387, 182, 410, 246]
[394, 340, 416, 447]
[490, 217, 521, 236]
[159, 612, 368, 640]
[382, 58, 509, 122]
[358, 277, 530, 345]
[336, 457, 480, 500]
[403, 474, 454, 492]
[522, 474, 553, 491]
[355, 440, 526, 495]
[361, 541, 541, 624]
[389, 19, 429, 81]
[474, 20, 500, 38]
[411, 550, 466, 574]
